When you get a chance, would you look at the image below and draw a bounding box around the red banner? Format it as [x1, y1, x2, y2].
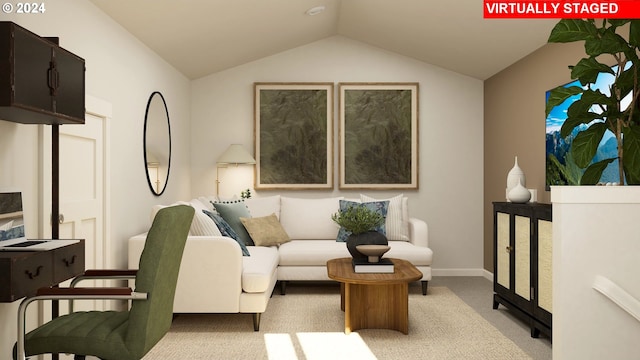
[484, 1, 640, 18]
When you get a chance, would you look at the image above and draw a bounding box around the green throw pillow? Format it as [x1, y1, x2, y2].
[212, 201, 254, 246]
[203, 210, 250, 256]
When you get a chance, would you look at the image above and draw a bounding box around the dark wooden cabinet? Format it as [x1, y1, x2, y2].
[0, 23, 85, 360]
[0, 21, 85, 125]
[0, 240, 85, 302]
[492, 202, 552, 338]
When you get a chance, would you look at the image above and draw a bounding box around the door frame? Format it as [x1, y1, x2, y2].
[39, 94, 112, 268]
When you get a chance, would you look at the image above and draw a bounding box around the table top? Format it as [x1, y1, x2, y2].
[327, 257, 422, 285]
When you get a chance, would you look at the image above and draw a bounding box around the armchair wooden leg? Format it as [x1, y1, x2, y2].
[421, 281, 428, 295]
[280, 281, 287, 295]
[253, 313, 261, 331]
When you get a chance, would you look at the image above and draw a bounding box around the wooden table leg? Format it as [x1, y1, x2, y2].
[344, 283, 352, 334]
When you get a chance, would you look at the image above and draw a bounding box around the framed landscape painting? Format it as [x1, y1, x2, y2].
[545, 64, 627, 188]
[254, 82, 333, 189]
[338, 82, 419, 189]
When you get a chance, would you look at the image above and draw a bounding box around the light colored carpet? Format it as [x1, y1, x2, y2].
[143, 285, 531, 359]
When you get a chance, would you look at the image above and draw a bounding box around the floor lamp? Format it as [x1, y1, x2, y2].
[216, 144, 256, 196]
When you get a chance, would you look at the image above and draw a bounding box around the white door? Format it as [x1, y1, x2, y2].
[40, 95, 112, 313]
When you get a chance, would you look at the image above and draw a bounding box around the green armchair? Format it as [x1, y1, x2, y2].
[13, 204, 195, 360]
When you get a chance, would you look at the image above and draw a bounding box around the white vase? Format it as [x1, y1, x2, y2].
[506, 156, 526, 194]
[508, 179, 531, 203]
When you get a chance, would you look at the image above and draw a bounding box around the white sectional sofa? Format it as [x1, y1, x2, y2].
[128, 194, 433, 331]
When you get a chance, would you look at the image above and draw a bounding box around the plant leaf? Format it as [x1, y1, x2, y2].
[568, 89, 610, 117]
[571, 123, 608, 168]
[608, 20, 630, 28]
[548, 19, 597, 43]
[545, 86, 583, 117]
[585, 29, 628, 56]
[616, 64, 635, 100]
[629, 20, 640, 48]
[560, 111, 602, 138]
[560, 89, 609, 138]
[571, 57, 615, 85]
[580, 158, 616, 185]
[623, 125, 640, 184]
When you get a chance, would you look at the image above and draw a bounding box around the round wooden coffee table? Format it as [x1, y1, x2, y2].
[326, 257, 422, 334]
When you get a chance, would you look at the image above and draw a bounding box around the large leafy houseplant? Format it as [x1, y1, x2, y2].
[546, 19, 640, 185]
[331, 205, 384, 235]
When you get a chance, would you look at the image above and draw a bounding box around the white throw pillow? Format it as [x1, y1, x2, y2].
[0, 220, 14, 231]
[150, 201, 221, 237]
[244, 195, 281, 219]
[360, 194, 409, 241]
[189, 199, 222, 236]
[197, 196, 215, 211]
[279, 197, 343, 240]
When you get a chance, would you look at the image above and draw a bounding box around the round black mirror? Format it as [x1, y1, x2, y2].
[143, 91, 171, 196]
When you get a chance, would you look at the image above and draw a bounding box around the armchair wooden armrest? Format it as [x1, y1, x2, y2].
[70, 269, 139, 288]
[82, 269, 138, 277]
[37, 287, 134, 296]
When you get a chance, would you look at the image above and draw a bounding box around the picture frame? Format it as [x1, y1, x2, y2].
[545, 65, 624, 188]
[254, 82, 334, 190]
[338, 82, 419, 189]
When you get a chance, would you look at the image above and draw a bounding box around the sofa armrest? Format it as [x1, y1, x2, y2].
[129, 234, 244, 312]
[408, 217, 429, 248]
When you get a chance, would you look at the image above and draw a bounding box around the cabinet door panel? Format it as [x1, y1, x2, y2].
[515, 215, 531, 300]
[13, 27, 52, 111]
[496, 212, 510, 289]
[537, 219, 553, 312]
[54, 49, 85, 119]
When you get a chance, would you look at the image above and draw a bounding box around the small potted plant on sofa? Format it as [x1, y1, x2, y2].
[331, 205, 388, 261]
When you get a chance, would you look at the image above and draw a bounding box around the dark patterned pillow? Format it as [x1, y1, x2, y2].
[0, 224, 25, 241]
[203, 210, 250, 256]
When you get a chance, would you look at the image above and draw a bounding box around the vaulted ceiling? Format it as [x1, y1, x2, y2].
[89, 0, 557, 80]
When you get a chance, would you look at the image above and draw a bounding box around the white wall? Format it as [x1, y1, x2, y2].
[0, 0, 191, 353]
[552, 186, 640, 359]
[191, 36, 484, 274]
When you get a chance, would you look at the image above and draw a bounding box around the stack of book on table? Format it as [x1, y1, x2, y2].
[352, 258, 394, 273]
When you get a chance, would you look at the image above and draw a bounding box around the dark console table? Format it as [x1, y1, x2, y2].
[0, 240, 85, 303]
[492, 202, 552, 338]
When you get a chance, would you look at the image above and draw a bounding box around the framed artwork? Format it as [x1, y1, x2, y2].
[254, 82, 334, 189]
[338, 82, 419, 189]
[545, 64, 625, 188]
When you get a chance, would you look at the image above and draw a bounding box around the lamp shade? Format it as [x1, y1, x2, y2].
[216, 144, 256, 165]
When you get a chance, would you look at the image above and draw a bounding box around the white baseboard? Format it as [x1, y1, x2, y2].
[482, 269, 494, 281]
[432, 268, 489, 277]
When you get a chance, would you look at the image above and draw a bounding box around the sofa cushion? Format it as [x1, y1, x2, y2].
[361, 194, 409, 241]
[278, 240, 351, 266]
[278, 240, 431, 267]
[279, 197, 343, 240]
[335, 200, 389, 242]
[212, 201, 254, 246]
[241, 246, 279, 293]
[244, 195, 281, 219]
[240, 213, 290, 247]
[203, 210, 250, 256]
[385, 241, 433, 266]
